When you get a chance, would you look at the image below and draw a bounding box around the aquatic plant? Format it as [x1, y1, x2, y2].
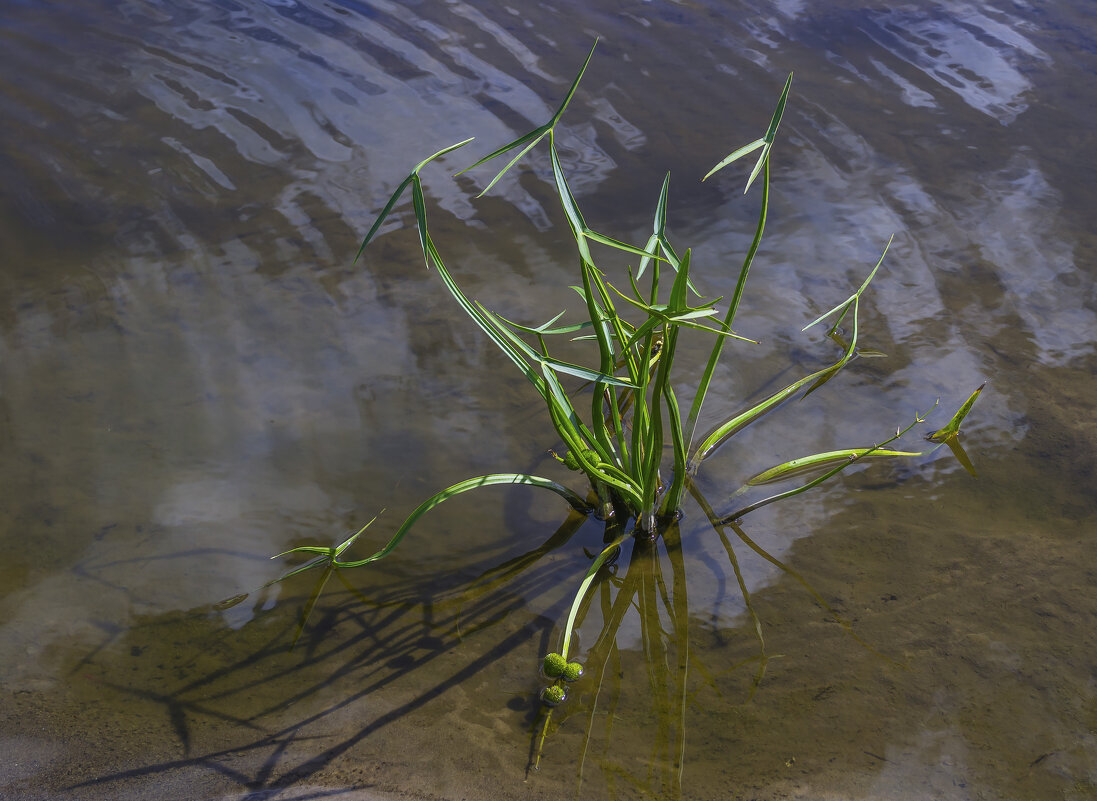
[267, 43, 981, 711]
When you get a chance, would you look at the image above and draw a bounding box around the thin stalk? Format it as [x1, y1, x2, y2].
[662, 524, 690, 789]
[580, 261, 623, 465]
[591, 270, 645, 473]
[560, 530, 631, 659]
[650, 249, 693, 518]
[640, 363, 666, 534]
[658, 374, 687, 518]
[685, 158, 770, 454]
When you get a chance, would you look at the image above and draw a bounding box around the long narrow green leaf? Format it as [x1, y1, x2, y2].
[551, 40, 599, 126]
[702, 72, 792, 193]
[688, 315, 861, 473]
[579, 259, 625, 465]
[540, 358, 597, 444]
[659, 379, 688, 516]
[926, 383, 985, 442]
[651, 252, 693, 515]
[410, 176, 433, 270]
[455, 127, 546, 179]
[584, 229, 665, 260]
[493, 309, 593, 337]
[647, 174, 671, 260]
[613, 294, 754, 345]
[473, 131, 548, 198]
[330, 475, 591, 570]
[265, 512, 379, 584]
[354, 137, 475, 262]
[702, 138, 764, 182]
[421, 233, 543, 390]
[745, 448, 925, 486]
[416, 228, 602, 463]
[412, 138, 478, 174]
[500, 309, 567, 333]
[542, 356, 636, 387]
[685, 158, 770, 454]
[743, 73, 793, 193]
[591, 269, 639, 472]
[550, 134, 593, 261]
[584, 263, 642, 381]
[456, 41, 598, 194]
[354, 174, 414, 263]
[560, 530, 631, 659]
[550, 136, 661, 266]
[803, 236, 893, 332]
[476, 302, 636, 388]
[719, 405, 935, 522]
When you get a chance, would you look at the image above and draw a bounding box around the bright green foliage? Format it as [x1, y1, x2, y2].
[541, 685, 567, 706]
[562, 662, 584, 682]
[927, 383, 985, 443]
[267, 43, 983, 707]
[543, 652, 567, 678]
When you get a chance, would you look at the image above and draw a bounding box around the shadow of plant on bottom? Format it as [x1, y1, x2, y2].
[241, 41, 984, 783]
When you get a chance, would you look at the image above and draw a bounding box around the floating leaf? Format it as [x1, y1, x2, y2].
[926, 383, 986, 443]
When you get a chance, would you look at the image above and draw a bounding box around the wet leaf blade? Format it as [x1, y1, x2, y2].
[334, 474, 592, 570]
[703, 138, 764, 182]
[927, 383, 986, 443]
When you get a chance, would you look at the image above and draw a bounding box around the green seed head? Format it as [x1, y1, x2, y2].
[541, 684, 567, 706]
[542, 652, 567, 677]
[562, 661, 584, 682]
[582, 449, 600, 466]
[562, 451, 580, 471]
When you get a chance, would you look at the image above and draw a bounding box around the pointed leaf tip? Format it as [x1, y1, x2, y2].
[927, 382, 986, 443]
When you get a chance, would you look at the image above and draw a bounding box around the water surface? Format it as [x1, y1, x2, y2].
[1, 1, 1095, 799]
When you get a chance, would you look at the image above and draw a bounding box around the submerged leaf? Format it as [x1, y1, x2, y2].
[213, 593, 249, 611]
[944, 438, 978, 477]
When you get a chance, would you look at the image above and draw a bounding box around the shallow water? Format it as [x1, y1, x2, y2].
[1, 1, 1095, 799]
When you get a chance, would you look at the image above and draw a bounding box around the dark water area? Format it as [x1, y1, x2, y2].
[1, 1, 1095, 799]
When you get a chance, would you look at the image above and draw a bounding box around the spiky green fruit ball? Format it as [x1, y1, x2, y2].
[541, 684, 567, 706]
[562, 661, 584, 682]
[562, 451, 580, 471]
[542, 652, 567, 677]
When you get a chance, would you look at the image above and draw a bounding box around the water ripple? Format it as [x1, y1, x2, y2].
[857, 4, 1050, 123]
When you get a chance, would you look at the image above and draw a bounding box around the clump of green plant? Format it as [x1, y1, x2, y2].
[268, 43, 981, 705]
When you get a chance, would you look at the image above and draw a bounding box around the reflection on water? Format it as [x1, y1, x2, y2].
[857, 4, 1050, 123]
[1, 0, 1096, 799]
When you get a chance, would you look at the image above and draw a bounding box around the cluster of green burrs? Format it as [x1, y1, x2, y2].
[557, 449, 600, 473]
[540, 652, 584, 706]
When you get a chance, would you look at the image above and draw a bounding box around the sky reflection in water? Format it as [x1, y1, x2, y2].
[0, 1, 1095, 799]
